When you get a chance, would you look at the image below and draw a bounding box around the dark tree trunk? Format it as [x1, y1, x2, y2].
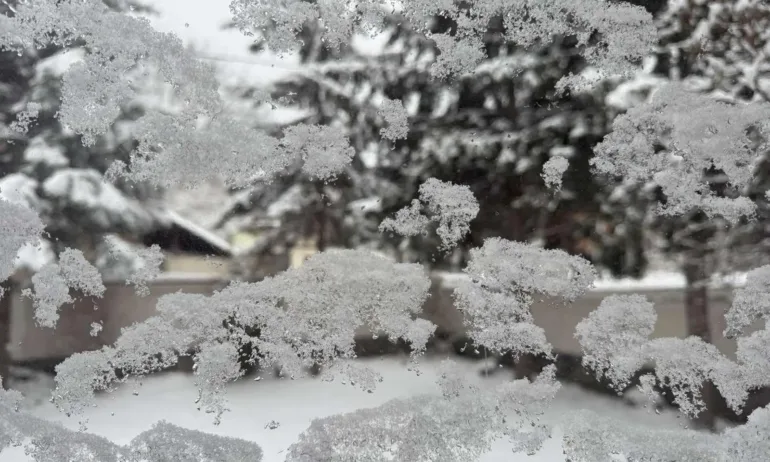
[683, 258, 719, 431]
[0, 281, 13, 390]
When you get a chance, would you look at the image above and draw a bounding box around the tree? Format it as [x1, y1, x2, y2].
[591, 0, 770, 428]
[1, 0, 770, 460]
[220, 5, 649, 279]
[0, 0, 166, 389]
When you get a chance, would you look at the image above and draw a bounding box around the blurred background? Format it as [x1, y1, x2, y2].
[2, 0, 770, 453]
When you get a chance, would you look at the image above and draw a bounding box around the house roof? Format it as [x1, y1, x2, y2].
[157, 209, 234, 256]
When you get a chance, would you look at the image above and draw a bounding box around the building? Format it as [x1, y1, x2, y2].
[6, 206, 235, 367]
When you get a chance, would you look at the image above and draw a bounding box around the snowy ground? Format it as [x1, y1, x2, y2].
[0, 355, 692, 461]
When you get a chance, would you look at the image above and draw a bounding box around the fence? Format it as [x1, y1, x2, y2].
[422, 271, 751, 360]
[7, 271, 754, 363]
[8, 273, 229, 363]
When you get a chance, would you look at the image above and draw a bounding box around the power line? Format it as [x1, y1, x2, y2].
[194, 52, 300, 72]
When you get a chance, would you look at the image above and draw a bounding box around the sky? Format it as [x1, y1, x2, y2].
[142, 0, 298, 87]
[142, 0, 388, 87]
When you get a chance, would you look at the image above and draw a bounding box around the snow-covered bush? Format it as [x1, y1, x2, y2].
[454, 238, 596, 359]
[1, 0, 770, 460]
[50, 248, 434, 423]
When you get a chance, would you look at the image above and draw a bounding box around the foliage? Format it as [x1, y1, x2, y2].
[0, 0, 166, 286]
[222, 5, 650, 277]
[1, 0, 770, 461]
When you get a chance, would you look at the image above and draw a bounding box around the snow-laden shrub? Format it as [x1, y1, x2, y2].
[51, 249, 434, 422]
[454, 238, 596, 359]
[1, 0, 770, 460]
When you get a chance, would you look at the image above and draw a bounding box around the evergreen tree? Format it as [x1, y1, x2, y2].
[0, 0, 164, 267]
[219, 5, 648, 279]
[0, 0, 163, 386]
[591, 0, 770, 429]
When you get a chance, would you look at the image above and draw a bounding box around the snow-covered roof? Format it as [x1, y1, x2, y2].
[162, 209, 233, 256]
[145, 271, 229, 283]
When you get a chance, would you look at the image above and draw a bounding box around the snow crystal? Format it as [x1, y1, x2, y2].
[57, 248, 106, 299]
[379, 199, 430, 237]
[90, 322, 103, 337]
[9, 102, 41, 134]
[22, 263, 73, 329]
[282, 124, 356, 181]
[541, 156, 569, 190]
[378, 97, 409, 141]
[575, 294, 657, 391]
[102, 237, 164, 296]
[52, 249, 435, 421]
[287, 362, 559, 461]
[593, 82, 770, 222]
[380, 179, 479, 251]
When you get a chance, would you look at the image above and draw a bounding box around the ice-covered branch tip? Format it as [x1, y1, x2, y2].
[52, 249, 435, 421]
[453, 238, 596, 357]
[379, 178, 479, 251]
[592, 82, 770, 222]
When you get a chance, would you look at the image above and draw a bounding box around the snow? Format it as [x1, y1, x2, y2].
[266, 185, 303, 218]
[150, 271, 229, 282]
[0, 173, 40, 209]
[162, 178, 232, 230]
[0, 356, 687, 462]
[593, 270, 748, 291]
[35, 48, 85, 78]
[434, 269, 748, 292]
[42, 169, 155, 230]
[13, 239, 55, 273]
[592, 270, 688, 292]
[348, 196, 383, 213]
[24, 136, 69, 167]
